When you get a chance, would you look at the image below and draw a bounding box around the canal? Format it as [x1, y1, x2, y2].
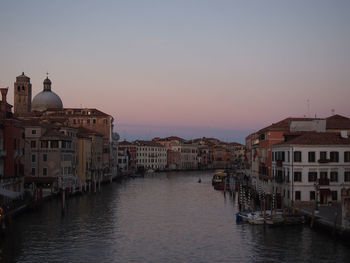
[1, 171, 349, 263]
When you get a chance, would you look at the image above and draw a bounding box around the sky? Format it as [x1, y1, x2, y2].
[1, 0, 349, 144]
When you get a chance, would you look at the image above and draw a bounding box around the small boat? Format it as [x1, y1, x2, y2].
[212, 170, 227, 186]
[145, 169, 155, 174]
[198, 178, 201, 183]
[248, 213, 265, 225]
[236, 211, 252, 222]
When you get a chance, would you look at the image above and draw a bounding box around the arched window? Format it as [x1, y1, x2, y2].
[22, 86, 25, 91]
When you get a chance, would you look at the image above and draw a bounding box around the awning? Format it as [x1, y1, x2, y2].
[0, 187, 21, 199]
[319, 188, 331, 195]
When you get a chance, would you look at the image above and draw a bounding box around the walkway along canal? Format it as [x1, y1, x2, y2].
[1, 171, 349, 263]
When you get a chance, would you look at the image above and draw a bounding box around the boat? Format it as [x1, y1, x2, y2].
[212, 170, 227, 186]
[198, 178, 201, 183]
[248, 213, 265, 225]
[145, 169, 155, 174]
[236, 211, 252, 222]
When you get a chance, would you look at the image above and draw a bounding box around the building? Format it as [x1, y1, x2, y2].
[118, 141, 137, 173]
[12, 73, 118, 182]
[23, 121, 78, 189]
[0, 88, 25, 197]
[272, 132, 350, 209]
[135, 140, 167, 171]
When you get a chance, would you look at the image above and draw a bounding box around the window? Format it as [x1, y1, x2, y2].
[331, 191, 337, 201]
[31, 168, 35, 176]
[31, 154, 36, 163]
[87, 119, 90, 124]
[308, 152, 315, 162]
[43, 154, 47, 162]
[330, 151, 339, 162]
[330, 171, 338, 182]
[308, 172, 317, 182]
[17, 86, 20, 92]
[310, 191, 315, 201]
[51, 141, 58, 148]
[73, 119, 76, 124]
[22, 86, 24, 91]
[31, 140, 36, 148]
[41, 141, 48, 148]
[320, 171, 328, 179]
[344, 152, 350, 162]
[294, 151, 302, 162]
[294, 171, 302, 182]
[320, 151, 327, 160]
[43, 168, 47, 176]
[295, 191, 301, 201]
[345, 171, 350, 182]
[31, 129, 36, 135]
[93, 119, 96, 124]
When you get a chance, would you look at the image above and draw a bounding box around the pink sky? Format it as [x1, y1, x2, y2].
[1, 1, 349, 143]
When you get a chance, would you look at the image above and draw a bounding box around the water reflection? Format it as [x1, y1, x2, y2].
[1, 171, 349, 263]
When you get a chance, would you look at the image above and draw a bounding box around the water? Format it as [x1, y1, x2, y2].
[1, 171, 349, 263]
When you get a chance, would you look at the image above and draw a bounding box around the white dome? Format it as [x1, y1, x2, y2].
[32, 90, 63, 112]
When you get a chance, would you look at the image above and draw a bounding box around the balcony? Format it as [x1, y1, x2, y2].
[318, 178, 329, 186]
[318, 159, 330, 164]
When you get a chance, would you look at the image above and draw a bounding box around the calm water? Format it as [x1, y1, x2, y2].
[1, 171, 349, 263]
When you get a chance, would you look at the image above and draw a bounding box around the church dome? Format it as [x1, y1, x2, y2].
[31, 77, 63, 112]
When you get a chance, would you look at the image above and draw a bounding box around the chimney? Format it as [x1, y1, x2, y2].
[0, 88, 8, 103]
[340, 130, 348, 139]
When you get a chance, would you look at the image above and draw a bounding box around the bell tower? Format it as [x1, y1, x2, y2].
[14, 72, 32, 116]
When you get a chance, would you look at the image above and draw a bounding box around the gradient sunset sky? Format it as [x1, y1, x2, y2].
[1, 0, 349, 143]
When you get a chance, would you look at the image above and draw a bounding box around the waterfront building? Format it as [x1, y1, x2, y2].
[118, 141, 137, 173]
[153, 136, 184, 170]
[272, 132, 350, 208]
[179, 141, 198, 170]
[135, 140, 167, 171]
[23, 120, 78, 189]
[77, 127, 104, 184]
[12, 73, 118, 181]
[0, 88, 25, 197]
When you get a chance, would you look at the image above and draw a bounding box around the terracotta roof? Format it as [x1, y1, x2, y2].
[258, 117, 316, 133]
[153, 136, 185, 142]
[134, 140, 165, 147]
[326, 114, 350, 130]
[77, 126, 103, 137]
[275, 132, 350, 146]
[119, 140, 134, 146]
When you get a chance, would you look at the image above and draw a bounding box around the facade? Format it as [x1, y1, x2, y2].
[179, 142, 198, 170]
[135, 140, 167, 170]
[118, 141, 137, 173]
[272, 132, 350, 208]
[0, 88, 25, 194]
[24, 123, 78, 183]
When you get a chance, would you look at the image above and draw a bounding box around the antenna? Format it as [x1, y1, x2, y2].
[307, 99, 310, 117]
[331, 109, 335, 116]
